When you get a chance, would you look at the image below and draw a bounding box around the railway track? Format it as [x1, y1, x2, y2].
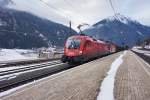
[132, 50, 150, 65]
[0, 60, 61, 76]
[0, 58, 60, 68]
[0, 60, 71, 92]
[0, 52, 117, 93]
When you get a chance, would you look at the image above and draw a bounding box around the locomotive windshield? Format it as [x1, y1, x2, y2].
[66, 39, 81, 49]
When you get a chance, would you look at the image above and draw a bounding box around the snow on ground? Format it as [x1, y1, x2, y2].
[0, 62, 62, 81]
[0, 60, 60, 72]
[0, 63, 62, 83]
[15, 49, 38, 58]
[0, 49, 38, 62]
[132, 47, 150, 57]
[0, 73, 18, 82]
[0, 66, 21, 72]
[97, 51, 127, 100]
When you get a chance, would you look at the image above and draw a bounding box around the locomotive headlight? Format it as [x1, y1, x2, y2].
[79, 51, 83, 54]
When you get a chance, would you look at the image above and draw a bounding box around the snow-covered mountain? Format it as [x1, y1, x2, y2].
[84, 14, 150, 47]
[0, 7, 76, 49]
[1, 0, 68, 26]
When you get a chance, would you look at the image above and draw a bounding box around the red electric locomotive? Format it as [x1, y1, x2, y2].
[61, 35, 116, 63]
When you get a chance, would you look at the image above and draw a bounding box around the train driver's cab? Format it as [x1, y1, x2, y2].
[66, 38, 81, 49]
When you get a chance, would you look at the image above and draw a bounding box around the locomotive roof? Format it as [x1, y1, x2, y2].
[69, 35, 107, 44]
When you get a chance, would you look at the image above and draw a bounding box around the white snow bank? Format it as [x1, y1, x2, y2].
[97, 51, 127, 100]
[0, 49, 38, 62]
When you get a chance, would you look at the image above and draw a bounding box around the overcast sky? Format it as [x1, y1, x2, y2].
[10, 0, 150, 31]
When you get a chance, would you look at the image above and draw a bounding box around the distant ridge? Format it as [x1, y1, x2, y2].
[0, 8, 77, 49]
[84, 14, 150, 47]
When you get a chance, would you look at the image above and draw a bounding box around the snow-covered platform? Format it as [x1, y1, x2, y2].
[0, 51, 150, 100]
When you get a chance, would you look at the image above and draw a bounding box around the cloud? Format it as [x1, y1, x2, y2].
[43, 0, 150, 28]
[116, 0, 150, 26]
[8, 0, 150, 30]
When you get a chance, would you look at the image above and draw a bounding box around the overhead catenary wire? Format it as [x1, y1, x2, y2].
[108, 0, 120, 20]
[63, 0, 92, 33]
[108, 0, 116, 14]
[40, 0, 90, 32]
[39, 0, 72, 21]
[39, 0, 60, 11]
[63, 0, 77, 10]
[63, 0, 83, 15]
[38, 0, 77, 33]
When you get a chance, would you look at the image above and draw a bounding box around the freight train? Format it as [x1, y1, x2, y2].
[61, 35, 116, 64]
